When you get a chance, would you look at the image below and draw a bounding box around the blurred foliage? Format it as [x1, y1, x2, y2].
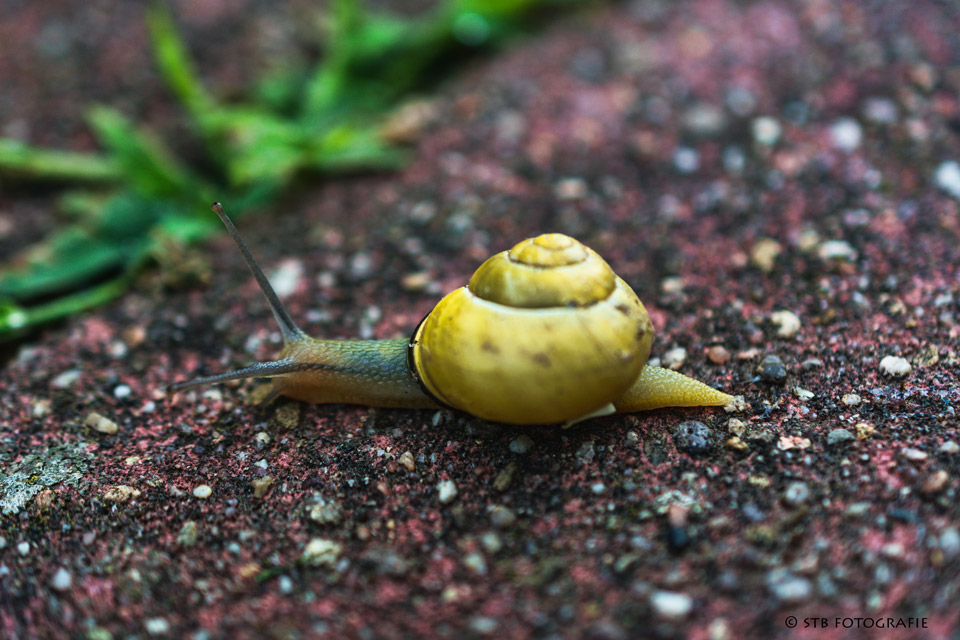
[0, 0, 594, 341]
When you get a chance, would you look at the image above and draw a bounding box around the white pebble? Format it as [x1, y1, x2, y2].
[554, 177, 588, 200]
[901, 447, 928, 462]
[508, 435, 534, 454]
[793, 387, 814, 400]
[268, 259, 304, 298]
[17, 542, 29, 555]
[302, 538, 342, 566]
[193, 485, 213, 499]
[145, 618, 170, 635]
[437, 479, 458, 504]
[830, 117, 863, 152]
[818, 240, 857, 262]
[52, 369, 81, 389]
[113, 385, 132, 400]
[672, 147, 700, 174]
[84, 412, 118, 435]
[879, 355, 911, 378]
[862, 97, 898, 124]
[650, 591, 693, 619]
[591, 482, 606, 495]
[939, 441, 960, 455]
[751, 117, 781, 146]
[842, 393, 862, 406]
[662, 347, 688, 370]
[51, 568, 72, 591]
[934, 161, 960, 199]
[770, 310, 801, 338]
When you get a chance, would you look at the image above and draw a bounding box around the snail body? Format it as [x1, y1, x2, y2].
[168, 204, 733, 425]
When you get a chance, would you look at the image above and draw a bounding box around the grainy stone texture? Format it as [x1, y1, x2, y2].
[1, 1, 959, 638]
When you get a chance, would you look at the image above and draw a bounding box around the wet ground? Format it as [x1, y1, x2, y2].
[1, 1, 959, 638]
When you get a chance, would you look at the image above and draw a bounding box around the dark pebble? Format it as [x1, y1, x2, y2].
[666, 525, 691, 552]
[673, 421, 713, 456]
[757, 354, 787, 384]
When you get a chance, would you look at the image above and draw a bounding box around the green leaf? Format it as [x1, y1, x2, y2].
[146, 4, 216, 124]
[0, 138, 120, 182]
[86, 106, 202, 198]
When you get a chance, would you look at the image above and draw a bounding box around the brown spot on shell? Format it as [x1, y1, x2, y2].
[615, 304, 631, 315]
[532, 353, 552, 367]
[481, 340, 500, 354]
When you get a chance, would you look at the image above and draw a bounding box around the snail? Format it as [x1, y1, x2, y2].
[168, 203, 734, 426]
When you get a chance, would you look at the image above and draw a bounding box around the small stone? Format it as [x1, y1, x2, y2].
[726, 418, 746, 438]
[939, 441, 960, 455]
[17, 541, 29, 555]
[489, 505, 516, 529]
[855, 422, 875, 440]
[51, 568, 73, 591]
[103, 485, 140, 503]
[308, 497, 343, 525]
[672, 147, 700, 173]
[463, 552, 487, 575]
[437, 479, 458, 504]
[508, 435, 535, 454]
[842, 393, 862, 406]
[751, 116, 782, 146]
[783, 482, 811, 507]
[793, 387, 814, 400]
[750, 238, 782, 272]
[251, 476, 274, 499]
[879, 355, 911, 378]
[901, 447, 928, 462]
[801, 358, 823, 370]
[554, 177, 588, 200]
[707, 345, 731, 364]
[726, 436, 749, 452]
[940, 528, 960, 559]
[302, 538, 342, 567]
[934, 161, 960, 200]
[921, 470, 949, 495]
[673, 421, 713, 456]
[913, 345, 939, 368]
[31, 399, 51, 418]
[827, 428, 855, 446]
[862, 97, 898, 124]
[650, 591, 693, 619]
[766, 570, 812, 603]
[662, 347, 687, 370]
[576, 440, 596, 463]
[84, 412, 118, 435]
[177, 521, 199, 546]
[830, 117, 863, 152]
[145, 619, 169, 636]
[193, 484, 213, 499]
[481, 532, 503, 554]
[757, 354, 787, 384]
[113, 385, 132, 400]
[493, 462, 517, 491]
[398, 451, 416, 472]
[818, 239, 857, 262]
[52, 369, 81, 389]
[683, 103, 727, 137]
[770, 310, 801, 338]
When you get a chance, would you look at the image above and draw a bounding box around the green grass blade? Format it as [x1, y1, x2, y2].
[0, 139, 120, 182]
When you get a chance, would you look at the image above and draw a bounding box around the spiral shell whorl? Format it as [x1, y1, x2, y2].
[468, 234, 616, 308]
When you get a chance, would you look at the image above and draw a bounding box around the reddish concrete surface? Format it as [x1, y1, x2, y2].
[2, 1, 959, 639]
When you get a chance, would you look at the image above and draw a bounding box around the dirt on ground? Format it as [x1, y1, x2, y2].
[1, 1, 959, 638]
